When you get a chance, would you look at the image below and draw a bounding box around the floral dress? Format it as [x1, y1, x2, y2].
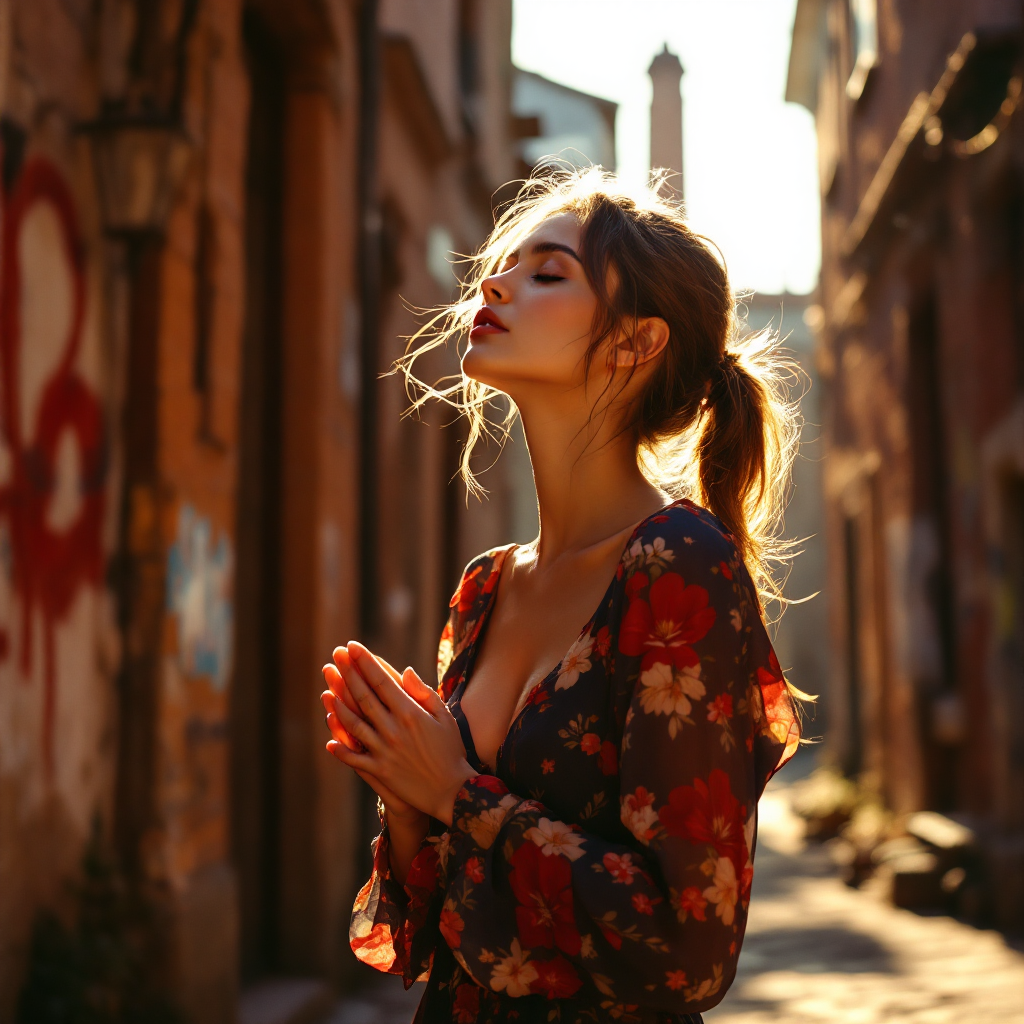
[349, 499, 800, 1023]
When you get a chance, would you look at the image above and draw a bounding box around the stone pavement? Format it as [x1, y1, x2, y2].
[705, 775, 1024, 1023]
[328, 770, 1024, 1023]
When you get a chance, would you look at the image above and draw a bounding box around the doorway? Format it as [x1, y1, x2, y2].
[231, 7, 286, 982]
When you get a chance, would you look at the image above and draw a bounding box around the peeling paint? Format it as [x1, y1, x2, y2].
[166, 505, 233, 692]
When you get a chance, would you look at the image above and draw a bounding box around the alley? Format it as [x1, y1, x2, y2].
[329, 764, 1024, 1024]
[706, 769, 1024, 1023]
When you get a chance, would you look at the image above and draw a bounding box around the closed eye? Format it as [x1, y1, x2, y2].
[532, 273, 565, 283]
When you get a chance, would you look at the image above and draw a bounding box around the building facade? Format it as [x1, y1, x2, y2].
[512, 69, 617, 172]
[788, 0, 1024, 925]
[0, 0, 526, 1020]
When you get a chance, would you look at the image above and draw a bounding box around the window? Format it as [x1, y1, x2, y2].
[846, 0, 879, 101]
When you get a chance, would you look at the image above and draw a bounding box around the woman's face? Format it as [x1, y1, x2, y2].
[461, 213, 600, 393]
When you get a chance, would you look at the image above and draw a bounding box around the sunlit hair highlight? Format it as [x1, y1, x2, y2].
[394, 166, 803, 611]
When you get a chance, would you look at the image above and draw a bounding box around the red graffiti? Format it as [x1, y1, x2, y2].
[0, 157, 106, 779]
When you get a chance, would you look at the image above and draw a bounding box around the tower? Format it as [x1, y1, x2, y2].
[648, 43, 684, 199]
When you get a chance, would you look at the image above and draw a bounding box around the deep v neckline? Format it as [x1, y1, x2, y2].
[451, 499, 683, 773]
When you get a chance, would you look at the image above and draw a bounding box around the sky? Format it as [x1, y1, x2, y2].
[510, 0, 821, 296]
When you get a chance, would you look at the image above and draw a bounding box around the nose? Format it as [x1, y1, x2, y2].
[481, 271, 508, 305]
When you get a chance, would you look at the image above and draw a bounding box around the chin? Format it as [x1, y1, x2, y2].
[461, 344, 513, 389]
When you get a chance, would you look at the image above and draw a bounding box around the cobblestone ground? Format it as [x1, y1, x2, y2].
[330, 769, 1024, 1023]
[706, 775, 1024, 1023]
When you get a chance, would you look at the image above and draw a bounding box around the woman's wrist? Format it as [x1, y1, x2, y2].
[384, 804, 429, 833]
[435, 760, 476, 827]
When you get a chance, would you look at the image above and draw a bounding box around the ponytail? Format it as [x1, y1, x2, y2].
[697, 345, 792, 592]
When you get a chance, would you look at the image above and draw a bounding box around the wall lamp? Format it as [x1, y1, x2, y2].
[81, 115, 192, 237]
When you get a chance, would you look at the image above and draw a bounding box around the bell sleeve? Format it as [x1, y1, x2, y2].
[428, 509, 800, 1013]
[349, 552, 501, 984]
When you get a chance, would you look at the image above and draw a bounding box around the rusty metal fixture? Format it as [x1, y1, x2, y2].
[81, 115, 192, 237]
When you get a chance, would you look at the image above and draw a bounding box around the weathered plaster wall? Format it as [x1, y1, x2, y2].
[0, 0, 124, 1016]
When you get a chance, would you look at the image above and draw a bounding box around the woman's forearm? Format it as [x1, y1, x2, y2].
[386, 809, 430, 884]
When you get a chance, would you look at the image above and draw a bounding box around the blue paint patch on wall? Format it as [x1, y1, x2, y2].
[166, 504, 234, 692]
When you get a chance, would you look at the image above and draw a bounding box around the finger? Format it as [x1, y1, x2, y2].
[325, 710, 364, 752]
[348, 641, 413, 713]
[334, 698, 384, 751]
[322, 667, 362, 719]
[337, 646, 404, 691]
[334, 645, 402, 685]
[334, 647, 390, 726]
[365, 648, 405, 686]
[326, 740, 378, 774]
[321, 689, 359, 736]
[354, 768, 398, 805]
[402, 667, 445, 714]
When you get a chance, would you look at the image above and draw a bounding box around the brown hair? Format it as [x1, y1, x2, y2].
[396, 167, 802, 606]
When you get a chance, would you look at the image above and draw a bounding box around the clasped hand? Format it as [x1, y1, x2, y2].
[320, 642, 474, 827]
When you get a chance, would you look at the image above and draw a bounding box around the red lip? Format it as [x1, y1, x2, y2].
[471, 307, 508, 337]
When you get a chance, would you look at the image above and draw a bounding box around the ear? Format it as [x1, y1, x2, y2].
[611, 317, 671, 369]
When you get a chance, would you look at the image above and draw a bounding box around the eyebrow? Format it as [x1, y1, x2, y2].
[508, 241, 582, 264]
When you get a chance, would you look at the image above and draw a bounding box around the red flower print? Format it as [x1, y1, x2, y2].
[530, 956, 583, 999]
[599, 922, 622, 950]
[719, 560, 733, 580]
[665, 969, 688, 991]
[453, 982, 481, 1022]
[439, 907, 465, 948]
[509, 842, 581, 956]
[618, 572, 716, 671]
[658, 769, 747, 871]
[580, 732, 601, 755]
[482, 564, 501, 594]
[598, 740, 618, 776]
[740, 863, 754, 904]
[404, 844, 439, 891]
[472, 775, 509, 795]
[620, 786, 659, 844]
[594, 625, 611, 657]
[707, 693, 733, 723]
[451, 565, 483, 612]
[761, 647, 782, 688]
[541, 758, 555, 774]
[351, 922, 395, 968]
[465, 856, 485, 883]
[631, 892, 655, 915]
[625, 571, 649, 600]
[603, 851, 641, 884]
[756, 647, 799, 759]
[679, 886, 707, 921]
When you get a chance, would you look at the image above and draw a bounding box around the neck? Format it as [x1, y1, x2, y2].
[515, 387, 668, 565]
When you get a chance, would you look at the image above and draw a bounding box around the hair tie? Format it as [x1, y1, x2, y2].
[718, 350, 739, 375]
[703, 351, 738, 406]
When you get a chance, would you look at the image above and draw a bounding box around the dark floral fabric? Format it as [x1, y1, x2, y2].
[350, 499, 800, 1023]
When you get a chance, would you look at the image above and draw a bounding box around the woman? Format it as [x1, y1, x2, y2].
[322, 169, 802, 1023]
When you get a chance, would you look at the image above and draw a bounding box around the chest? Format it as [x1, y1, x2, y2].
[448, 573, 634, 836]
[495, 645, 629, 834]
[459, 554, 624, 769]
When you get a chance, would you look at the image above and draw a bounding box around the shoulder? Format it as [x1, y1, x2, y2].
[449, 544, 512, 615]
[438, 545, 511, 691]
[610, 499, 761, 655]
[622, 499, 741, 584]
